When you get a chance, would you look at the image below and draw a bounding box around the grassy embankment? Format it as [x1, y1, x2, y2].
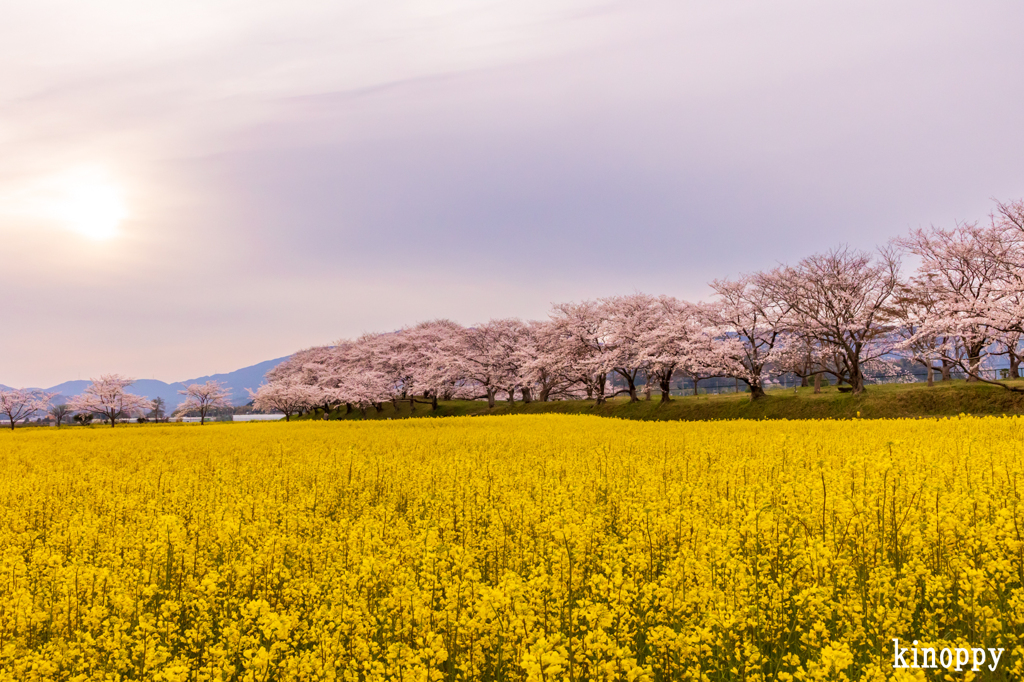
[309, 378, 1024, 421]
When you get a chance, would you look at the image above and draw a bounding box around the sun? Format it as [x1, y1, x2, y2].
[1, 167, 130, 240]
[57, 182, 127, 240]
[48, 171, 128, 240]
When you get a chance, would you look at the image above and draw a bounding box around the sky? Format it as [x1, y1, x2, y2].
[2, 0, 1024, 387]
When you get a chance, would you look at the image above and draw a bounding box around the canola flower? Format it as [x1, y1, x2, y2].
[0, 414, 1022, 681]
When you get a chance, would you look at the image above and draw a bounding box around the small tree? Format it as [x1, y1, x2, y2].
[175, 381, 232, 425]
[48, 403, 72, 428]
[149, 396, 166, 422]
[0, 389, 53, 430]
[69, 375, 153, 427]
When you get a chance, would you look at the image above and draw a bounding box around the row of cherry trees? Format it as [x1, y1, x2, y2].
[251, 199, 1024, 416]
[0, 376, 233, 429]
[7, 199, 1023, 425]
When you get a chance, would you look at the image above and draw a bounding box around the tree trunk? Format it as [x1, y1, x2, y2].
[643, 380, 652, 401]
[659, 377, 672, 403]
[692, 378, 700, 396]
[594, 373, 606, 406]
[431, 394, 438, 410]
[940, 360, 952, 381]
[486, 388, 496, 409]
[850, 368, 866, 394]
[521, 386, 532, 404]
[507, 388, 515, 405]
[967, 358, 981, 381]
[748, 382, 766, 400]
[800, 374, 809, 388]
[967, 344, 985, 381]
[926, 364, 934, 387]
[1011, 353, 1021, 379]
[409, 398, 416, 414]
[614, 369, 638, 402]
[345, 402, 352, 415]
[813, 371, 821, 394]
[539, 386, 551, 402]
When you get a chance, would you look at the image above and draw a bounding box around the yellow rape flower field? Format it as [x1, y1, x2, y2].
[1, 414, 1022, 681]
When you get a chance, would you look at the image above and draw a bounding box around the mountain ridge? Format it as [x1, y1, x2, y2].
[0, 356, 290, 409]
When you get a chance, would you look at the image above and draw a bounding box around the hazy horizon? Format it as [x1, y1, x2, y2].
[3, 1, 1023, 386]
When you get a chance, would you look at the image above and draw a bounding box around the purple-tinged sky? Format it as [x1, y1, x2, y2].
[2, 1, 1023, 386]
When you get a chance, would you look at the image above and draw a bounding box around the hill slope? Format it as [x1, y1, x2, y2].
[5, 356, 289, 409]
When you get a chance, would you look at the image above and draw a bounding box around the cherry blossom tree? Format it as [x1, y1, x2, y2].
[248, 381, 321, 421]
[673, 305, 744, 395]
[331, 334, 406, 413]
[517, 319, 583, 402]
[986, 200, 1024, 378]
[265, 345, 343, 415]
[403, 320, 466, 410]
[708, 274, 791, 399]
[634, 297, 691, 402]
[895, 221, 1013, 381]
[881, 200, 1024, 392]
[176, 380, 233, 425]
[548, 300, 613, 405]
[0, 389, 53, 430]
[756, 246, 900, 394]
[768, 334, 827, 389]
[601, 294, 664, 402]
[266, 346, 335, 387]
[632, 298, 745, 399]
[994, 198, 1024, 235]
[489, 318, 533, 404]
[69, 375, 153, 427]
[443, 319, 529, 408]
[769, 333, 875, 391]
[887, 278, 952, 386]
[333, 368, 394, 417]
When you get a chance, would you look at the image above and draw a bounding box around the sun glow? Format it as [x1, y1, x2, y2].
[2, 168, 129, 240]
[47, 170, 128, 240]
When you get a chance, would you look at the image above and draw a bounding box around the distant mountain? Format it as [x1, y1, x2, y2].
[175, 356, 290, 407]
[5, 356, 290, 410]
[44, 379, 186, 409]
